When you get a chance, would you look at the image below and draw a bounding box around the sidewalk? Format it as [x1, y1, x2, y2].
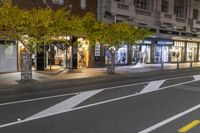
[1, 62, 200, 88]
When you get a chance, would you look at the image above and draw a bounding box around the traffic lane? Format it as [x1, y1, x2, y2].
[152, 108, 200, 133]
[77, 83, 148, 107]
[2, 87, 200, 133]
[0, 72, 197, 104]
[0, 80, 148, 104]
[161, 77, 194, 87]
[0, 94, 74, 125]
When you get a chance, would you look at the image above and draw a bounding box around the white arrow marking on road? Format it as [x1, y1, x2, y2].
[140, 80, 165, 94]
[26, 89, 103, 120]
[193, 75, 200, 80]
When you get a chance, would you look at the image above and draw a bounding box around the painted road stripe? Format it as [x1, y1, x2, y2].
[0, 92, 78, 106]
[0, 76, 200, 128]
[1, 78, 200, 129]
[193, 75, 200, 80]
[0, 82, 147, 106]
[140, 80, 165, 94]
[26, 89, 103, 120]
[178, 120, 200, 133]
[138, 105, 200, 133]
[1, 74, 199, 106]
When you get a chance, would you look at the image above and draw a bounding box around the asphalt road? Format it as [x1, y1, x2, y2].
[1, 71, 200, 133]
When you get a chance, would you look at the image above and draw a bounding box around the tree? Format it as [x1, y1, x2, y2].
[86, 20, 152, 74]
[0, 0, 83, 80]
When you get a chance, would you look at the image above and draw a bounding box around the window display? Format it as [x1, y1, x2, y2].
[105, 45, 128, 64]
[140, 45, 150, 63]
[154, 46, 169, 63]
[0, 44, 17, 73]
[186, 43, 197, 62]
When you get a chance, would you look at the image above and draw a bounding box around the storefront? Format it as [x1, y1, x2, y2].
[105, 44, 128, 65]
[154, 40, 174, 63]
[186, 42, 198, 62]
[0, 41, 17, 73]
[44, 38, 90, 70]
[77, 38, 89, 68]
[170, 41, 185, 62]
[136, 37, 200, 64]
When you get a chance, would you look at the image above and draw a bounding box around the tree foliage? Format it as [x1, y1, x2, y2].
[0, 0, 86, 53]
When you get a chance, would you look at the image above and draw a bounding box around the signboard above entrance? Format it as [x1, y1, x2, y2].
[155, 40, 174, 46]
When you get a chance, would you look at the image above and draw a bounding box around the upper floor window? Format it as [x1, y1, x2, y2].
[52, 0, 64, 5]
[114, 0, 125, 2]
[162, 0, 169, 13]
[174, 6, 183, 18]
[193, 9, 198, 20]
[80, 0, 87, 9]
[134, 0, 149, 10]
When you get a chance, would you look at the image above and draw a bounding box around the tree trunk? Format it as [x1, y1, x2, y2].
[107, 51, 115, 74]
[21, 53, 32, 81]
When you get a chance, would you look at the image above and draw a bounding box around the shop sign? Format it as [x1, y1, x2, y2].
[95, 44, 100, 56]
[156, 40, 173, 46]
[143, 40, 152, 45]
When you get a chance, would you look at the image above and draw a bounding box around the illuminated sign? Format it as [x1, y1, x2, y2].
[143, 40, 152, 44]
[95, 44, 100, 56]
[156, 40, 173, 46]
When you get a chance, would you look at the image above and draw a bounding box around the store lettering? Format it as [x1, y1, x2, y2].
[157, 41, 173, 46]
[95, 44, 100, 56]
[143, 40, 152, 44]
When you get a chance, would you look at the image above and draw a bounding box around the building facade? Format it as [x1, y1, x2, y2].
[96, 0, 200, 65]
[0, 0, 97, 72]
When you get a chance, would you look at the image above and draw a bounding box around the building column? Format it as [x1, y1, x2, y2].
[150, 46, 155, 63]
[127, 44, 132, 65]
[37, 46, 45, 70]
[197, 43, 199, 62]
[71, 36, 78, 69]
[184, 41, 187, 62]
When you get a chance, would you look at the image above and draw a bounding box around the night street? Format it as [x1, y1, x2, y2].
[1, 72, 200, 133]
[1, 0, 200, 133]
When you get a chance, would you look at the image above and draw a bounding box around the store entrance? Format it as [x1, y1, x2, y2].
[154, 46, 169, 63]
[45, 43, 68, 70]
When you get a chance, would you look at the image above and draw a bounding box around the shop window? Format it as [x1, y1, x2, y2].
[174, 6, 183, 18]
[193, 9, 198, 20]
[80, 0, 87, 9]
[186, 43, 197, 62]
[134, 0, 149, 10]
[52, 0, 64, 5]
[0, 44, 17, 73]
[132, 46, 138, 64]
[77, 38, 89, 68]
[116, 46, 127, 64]
[140, 46, 150, 63]
[162, 0, 169, 13]
[170, 41, 185, 62]
[114, 0, 125, 2]
[105, 45, 128, 65]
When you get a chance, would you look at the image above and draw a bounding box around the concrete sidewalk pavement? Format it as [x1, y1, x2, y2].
[1, 62, 200, 88]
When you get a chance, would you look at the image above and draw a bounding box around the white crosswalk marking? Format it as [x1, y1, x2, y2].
[193, 75, 200, 80]
[140, 80, 165, 94]
[26, 89, 103, 120]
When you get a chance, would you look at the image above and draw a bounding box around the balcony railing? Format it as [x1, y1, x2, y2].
[176, 17, 186, 23]
[164, 14, 172, 19]
[135, 9, 151, 16]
